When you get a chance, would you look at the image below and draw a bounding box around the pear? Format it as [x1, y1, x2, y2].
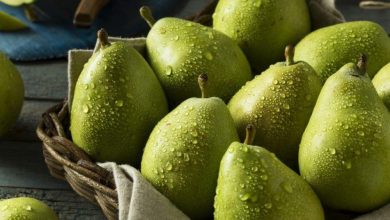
[0, 11, 28, 31]
[0, 0, 34, 6]
[372, 63, 390, 110]
[0, 197, 58, 220]
[70, 29, 168, 165]
[141, 74, 239, 219]
[214, 125, 325, 220]
[299, 55, 390, 212]
[0, 52, 24, 136]
[140, 6, 252, 106]
[228, 45, 322, 169]
[213, 0, 311, 72]
[295, 21, 390, 83]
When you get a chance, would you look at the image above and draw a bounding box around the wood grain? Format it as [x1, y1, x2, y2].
[0, 140, 68, 189]
[16, 60, 68, 101]
[337, 0, 390, 32]
[0, 187, 105, 219]
[4, 100, 58, 142]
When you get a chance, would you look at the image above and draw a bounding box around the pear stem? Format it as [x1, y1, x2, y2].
[140, 6, 156, 28]
[97, 28, 110, 47]
[198, 74, 208, 98]
[285, 45, 295, 66]
[244, 124, 256, 145]
[357, 53, 367, 75]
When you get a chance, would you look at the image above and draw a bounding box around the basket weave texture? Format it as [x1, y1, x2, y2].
[36, 100, 119, 220]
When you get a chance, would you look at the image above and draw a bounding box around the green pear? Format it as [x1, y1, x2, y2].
[0, 11, 28, 31]
[141, 74, 239, 219]
[0, 197, 58, 220]
[0, 52, 24, 136]
[214, 125, 324, 220]
[372, 63, 390, 110]
[299, 55, 390, 212]
[295, 21, 390, 83]
[140, 6, 252, 106]
[70, 29, 168, 165]
[0, 0, 34, 6]
[213, 0, 311, 71]
[228, 46, 322, 169]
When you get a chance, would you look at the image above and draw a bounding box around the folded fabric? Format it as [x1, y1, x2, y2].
[100, 163, 189, 220]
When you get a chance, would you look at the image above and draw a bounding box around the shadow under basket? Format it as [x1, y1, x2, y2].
[36, 100, 119, 220]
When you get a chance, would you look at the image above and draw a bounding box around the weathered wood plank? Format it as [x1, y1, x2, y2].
[337, 0, 390, 32]
[3, 100, 59, 142]
[0, 140, 67, 189]
[16, 60, 68, 100]
[0, 186, 105, 219]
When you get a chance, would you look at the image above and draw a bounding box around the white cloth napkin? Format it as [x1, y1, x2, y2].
[99, 163, 189, 220]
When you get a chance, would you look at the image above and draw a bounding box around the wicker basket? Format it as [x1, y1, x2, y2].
[36, 100, 118, 220]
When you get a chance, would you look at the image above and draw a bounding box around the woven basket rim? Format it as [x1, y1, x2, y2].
[36, 100, 119, 220]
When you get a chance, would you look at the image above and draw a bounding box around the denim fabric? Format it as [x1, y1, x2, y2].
[0, 0, 189, 61]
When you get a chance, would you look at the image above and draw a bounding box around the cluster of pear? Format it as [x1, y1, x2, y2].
[69, 1, 390, 220]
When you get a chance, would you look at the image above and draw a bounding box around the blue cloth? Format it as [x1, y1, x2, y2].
[0, 0, 190, 61]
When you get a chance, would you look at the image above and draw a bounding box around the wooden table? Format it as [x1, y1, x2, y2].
[0, 1, 388, 219]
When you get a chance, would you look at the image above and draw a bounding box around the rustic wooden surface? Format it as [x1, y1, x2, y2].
[0, 1, 389, 219]
[0, 187, 103, 219]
